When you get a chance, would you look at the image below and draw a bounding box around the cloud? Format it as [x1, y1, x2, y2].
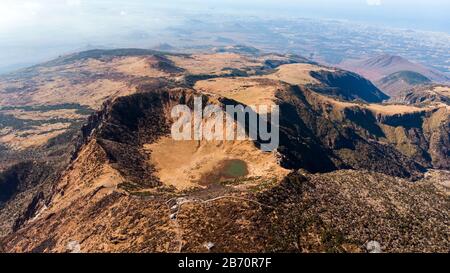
[366, 0, 382, 6]
[66, 0, 82, 7]
[0, 1, 43, 30]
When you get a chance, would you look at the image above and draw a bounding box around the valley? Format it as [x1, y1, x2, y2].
[0, 48, 448, 253]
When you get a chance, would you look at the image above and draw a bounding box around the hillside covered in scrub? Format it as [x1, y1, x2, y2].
[0, 48, 448, 253]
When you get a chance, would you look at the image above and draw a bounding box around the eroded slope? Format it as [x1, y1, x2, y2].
[0, 49, 448, 253]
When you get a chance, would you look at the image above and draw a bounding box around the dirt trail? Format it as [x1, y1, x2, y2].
[165, 194, 273, 253]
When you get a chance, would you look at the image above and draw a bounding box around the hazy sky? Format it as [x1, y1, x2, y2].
[1, 0, 448, 34]
[0, 0, 448, 72]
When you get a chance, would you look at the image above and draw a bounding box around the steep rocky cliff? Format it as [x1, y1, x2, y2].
[0, 49, 448, 253]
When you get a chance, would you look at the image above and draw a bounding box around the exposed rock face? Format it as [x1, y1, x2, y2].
[276, 86, 434, 179]
[366, 241, 382, 253]
[389, 84, 450, 106]
[78, 87, 206, 190]
[0, 49, 448, 253]
[0, 142, 79, 237]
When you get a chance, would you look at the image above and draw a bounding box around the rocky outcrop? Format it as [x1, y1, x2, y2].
[276, 86, 427, 179]
[0, 161, 56, 236]
[0, 50, 448, 253]
[73, 87, 206, 190]
[389, 84, 450, 106]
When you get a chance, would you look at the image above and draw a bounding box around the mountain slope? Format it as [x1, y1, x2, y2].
[377, 71, 432, 95]
[389, 84, 450, 106]
[0, 49, 448, 253]
[309, 69, 389, 102]
[339, 54, 450, 95]
[1, 90, 448, 252]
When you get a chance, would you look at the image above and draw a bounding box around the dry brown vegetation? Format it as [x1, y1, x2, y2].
[145, 137, 288, 191]
[194, 77, 282, 111]
[0, 49, 448, 253]
[168, 53, 259, 76]
[261, 63, 334, 85]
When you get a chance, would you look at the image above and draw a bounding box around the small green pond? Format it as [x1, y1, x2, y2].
[221, 159, 249, 178]
[199, 159, 249, 186]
